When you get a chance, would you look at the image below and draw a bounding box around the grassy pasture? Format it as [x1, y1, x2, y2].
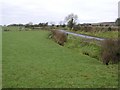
[2, 30, 118, 88]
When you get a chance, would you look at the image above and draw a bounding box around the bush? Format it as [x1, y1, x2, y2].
[49, 30, 68, 46]
[101, 39, 120, 65]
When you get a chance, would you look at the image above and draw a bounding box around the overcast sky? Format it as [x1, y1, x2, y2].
[0, 0, 119, 25]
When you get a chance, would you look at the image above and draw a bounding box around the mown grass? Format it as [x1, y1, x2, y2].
[2, 30, 118, 88]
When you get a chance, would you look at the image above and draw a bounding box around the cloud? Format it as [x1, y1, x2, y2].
[0, 0, 119, 25]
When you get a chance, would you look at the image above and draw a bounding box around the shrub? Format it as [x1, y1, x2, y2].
[50, 30, 68, 46]
[101, 39, 120, 65]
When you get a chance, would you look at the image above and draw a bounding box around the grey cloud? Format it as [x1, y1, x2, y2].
[0, 0, 119, 25]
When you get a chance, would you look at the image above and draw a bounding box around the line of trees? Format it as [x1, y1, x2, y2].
[7, 13, 119, 30]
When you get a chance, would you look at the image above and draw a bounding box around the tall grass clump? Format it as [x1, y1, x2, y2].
[101, 39, 120, 65]
[48, 30, 68, 46]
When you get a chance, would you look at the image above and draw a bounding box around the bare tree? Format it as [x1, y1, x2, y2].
[65, 13, 78, 30]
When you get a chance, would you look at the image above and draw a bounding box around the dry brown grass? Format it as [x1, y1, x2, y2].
[79, 26, 118, 32]
[50, 30, 68, 46]
[101, 39, 120, 65]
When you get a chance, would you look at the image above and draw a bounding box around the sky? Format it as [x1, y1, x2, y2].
[0, 0, 119, 25]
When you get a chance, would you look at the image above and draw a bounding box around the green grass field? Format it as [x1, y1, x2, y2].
[2, 30, 118, 88]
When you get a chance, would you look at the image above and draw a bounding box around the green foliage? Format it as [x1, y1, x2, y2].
[65, 35, 101, 60]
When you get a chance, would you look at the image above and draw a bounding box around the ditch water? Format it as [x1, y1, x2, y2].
[60, 30, 105, 41]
